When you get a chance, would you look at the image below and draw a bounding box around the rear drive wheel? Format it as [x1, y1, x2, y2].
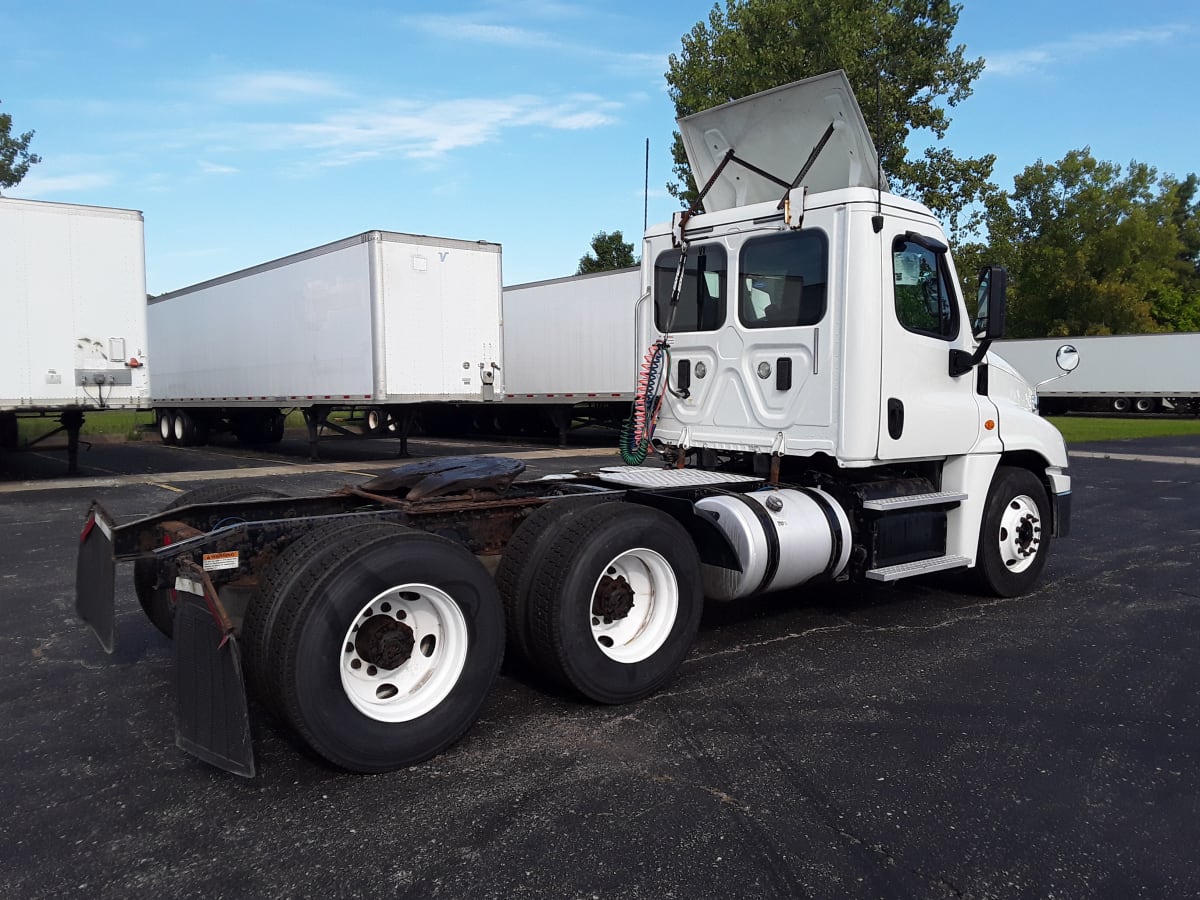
[495, 495, 607, 666]
[133, 482, 289, 638]
[527, 503, 702, 704]
[971, 466, 1051, 598]
[243, 519, 407, 715]
[271, 525, 504, 772]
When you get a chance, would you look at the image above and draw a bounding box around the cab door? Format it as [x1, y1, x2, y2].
[876, 225, 983, 460]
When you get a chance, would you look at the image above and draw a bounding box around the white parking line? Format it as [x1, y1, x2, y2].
[1069, 450, 1200, 466]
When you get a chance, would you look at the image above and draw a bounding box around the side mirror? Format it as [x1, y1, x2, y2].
[1055, 343, 1080, 373]
[973, 266, 1008, 340]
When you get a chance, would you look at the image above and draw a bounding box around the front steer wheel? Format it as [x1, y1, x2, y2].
[527, 503, 703, 704]
[971, 466, 1051, 598]
[269, 524, 505, 773]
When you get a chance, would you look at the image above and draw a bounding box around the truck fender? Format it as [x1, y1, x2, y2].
[622, 489, 743, 572]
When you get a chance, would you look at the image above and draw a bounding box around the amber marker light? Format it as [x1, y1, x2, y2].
[985, 419, 996, 430]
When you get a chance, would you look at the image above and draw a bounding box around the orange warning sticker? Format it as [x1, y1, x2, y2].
[202, 550, 239, 572]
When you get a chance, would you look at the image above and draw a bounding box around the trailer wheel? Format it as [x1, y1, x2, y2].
[172, 410, 198, 446]
[1134, 397, 1160, 414]
[133, 482, 289, 638]
[1110, 397, 1132, 413]
[971, 466, 1051, 598]
[527, 503, 702, 704]
[495, 496, 607, 666]
[158, 411, 176, 444]
[363, 407, 386, 436]
[271, 525, 504, 772]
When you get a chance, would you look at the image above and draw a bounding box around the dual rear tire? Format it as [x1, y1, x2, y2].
[244, 522, 504, 773]
[500, 501, 703, 705]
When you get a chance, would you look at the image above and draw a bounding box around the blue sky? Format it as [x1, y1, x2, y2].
[2, 2, 1197, 295]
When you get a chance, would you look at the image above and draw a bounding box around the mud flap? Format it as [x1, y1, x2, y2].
[173, 597, 256, 777]
[75, 506, 117, 653]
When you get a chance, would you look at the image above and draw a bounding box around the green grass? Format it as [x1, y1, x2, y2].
[15, 409, 152, 442]
[15, 407, 330, 443]
[14, 408, 1198, 447]
[1047, 416, 1200, 444]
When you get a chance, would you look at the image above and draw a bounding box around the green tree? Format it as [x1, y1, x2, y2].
[665, 0, 994, 241]
[0, 101, 41, 193]
[577, 230, 637, 275]
[986, 149, 1200, 337]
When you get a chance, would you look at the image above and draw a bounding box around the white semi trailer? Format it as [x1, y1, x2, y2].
[148, 231, 504, 455]
[76, 71, 1072, 777]
[149, 241, 640, 452]
[416, 266, 641, 439]
[0, 197, 149, 472]
[993, 333, 1200, 415]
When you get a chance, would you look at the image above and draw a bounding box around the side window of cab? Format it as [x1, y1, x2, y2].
[738, 229, 828, 329]
[653, 244, 728, 332]
[892, 237, 958, 340]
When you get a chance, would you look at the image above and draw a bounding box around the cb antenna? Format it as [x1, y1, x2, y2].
[872, 65, 884, 234]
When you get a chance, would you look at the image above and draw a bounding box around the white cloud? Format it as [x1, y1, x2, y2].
[986, 25, 1190, 77]
[10, 171, 115, 195]
[400, 11, 665, 77]
[202, 70, 348, 104]
[269, 93, 622, 165]
[198, 160, 238, 175]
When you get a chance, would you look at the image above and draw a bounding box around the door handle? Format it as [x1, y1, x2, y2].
[776, 357, 792, 391]
[887, 398, 904, 439]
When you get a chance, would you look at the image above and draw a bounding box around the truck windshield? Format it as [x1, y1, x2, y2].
[653, 244, 727, 333]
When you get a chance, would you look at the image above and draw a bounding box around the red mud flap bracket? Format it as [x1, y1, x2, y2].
[75, 504, 117, 654]
[172, 592, 256, 778]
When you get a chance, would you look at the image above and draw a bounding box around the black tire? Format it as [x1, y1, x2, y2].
[971, 466, 1051, 598]
[495, 495, 608, 666]
[242, 519, 407, 715]
[133, 482, 289, 638]
[158, 411, 176, 445]
[526, 503, 703, 704]
[1134, 397, 1160, 414]
[172, 410, 198, 446]
[1110, 397, 1132, 414]
[363, 407, 385, 436]
[269, 525, 504, 772]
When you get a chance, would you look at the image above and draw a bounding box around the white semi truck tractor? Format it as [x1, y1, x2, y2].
[75, 71, 1071, 776]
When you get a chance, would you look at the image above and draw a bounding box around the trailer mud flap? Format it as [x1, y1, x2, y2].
[173, 598, 256, 778]
[75, 505, 117, 654]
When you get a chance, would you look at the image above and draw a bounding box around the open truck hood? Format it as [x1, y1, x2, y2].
[678, 69, 885, 212]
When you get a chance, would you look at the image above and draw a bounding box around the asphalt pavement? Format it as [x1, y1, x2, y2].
[1, 433, 1197, 898]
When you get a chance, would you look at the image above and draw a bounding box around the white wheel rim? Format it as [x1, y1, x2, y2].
[160, 414, 172, 440]
[173, 415, 186, 442]
[588, 548, 678, 664]
[997, 494, 1042, 574]
[340, 583, 469, 723]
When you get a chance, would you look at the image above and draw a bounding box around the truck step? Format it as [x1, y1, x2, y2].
[865, 554, 971, 582]
[597, 467, 763, 489]
[862, 490, 967, 511]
